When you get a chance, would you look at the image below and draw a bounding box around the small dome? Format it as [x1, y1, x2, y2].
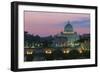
[64, 21, 73, 32]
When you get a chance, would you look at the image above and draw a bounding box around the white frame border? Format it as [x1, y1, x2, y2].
[18, 5, 96, 69]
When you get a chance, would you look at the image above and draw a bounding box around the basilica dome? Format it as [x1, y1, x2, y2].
[64, 21, 73, 32]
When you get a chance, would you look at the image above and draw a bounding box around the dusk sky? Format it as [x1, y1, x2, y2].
[24, 11, 90, 37]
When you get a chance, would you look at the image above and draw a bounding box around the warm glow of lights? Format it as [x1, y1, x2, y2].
[26, 51, 33, 55]
[79, 50, 82, 53]
[45, 50, 52, 54]
[44, 48, 52, 54]
[78, 49, 83, 54]
[63, 48, 70, 54]
[63, 50, 69, 54]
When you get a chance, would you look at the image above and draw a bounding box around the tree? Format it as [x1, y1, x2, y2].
[24, 31, 35, 48]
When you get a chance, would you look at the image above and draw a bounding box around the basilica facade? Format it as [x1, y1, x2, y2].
[52, 21, 79, 47]
[24, 21, 90, 61]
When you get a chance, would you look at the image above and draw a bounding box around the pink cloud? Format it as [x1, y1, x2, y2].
[24, 11, 90, 36]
